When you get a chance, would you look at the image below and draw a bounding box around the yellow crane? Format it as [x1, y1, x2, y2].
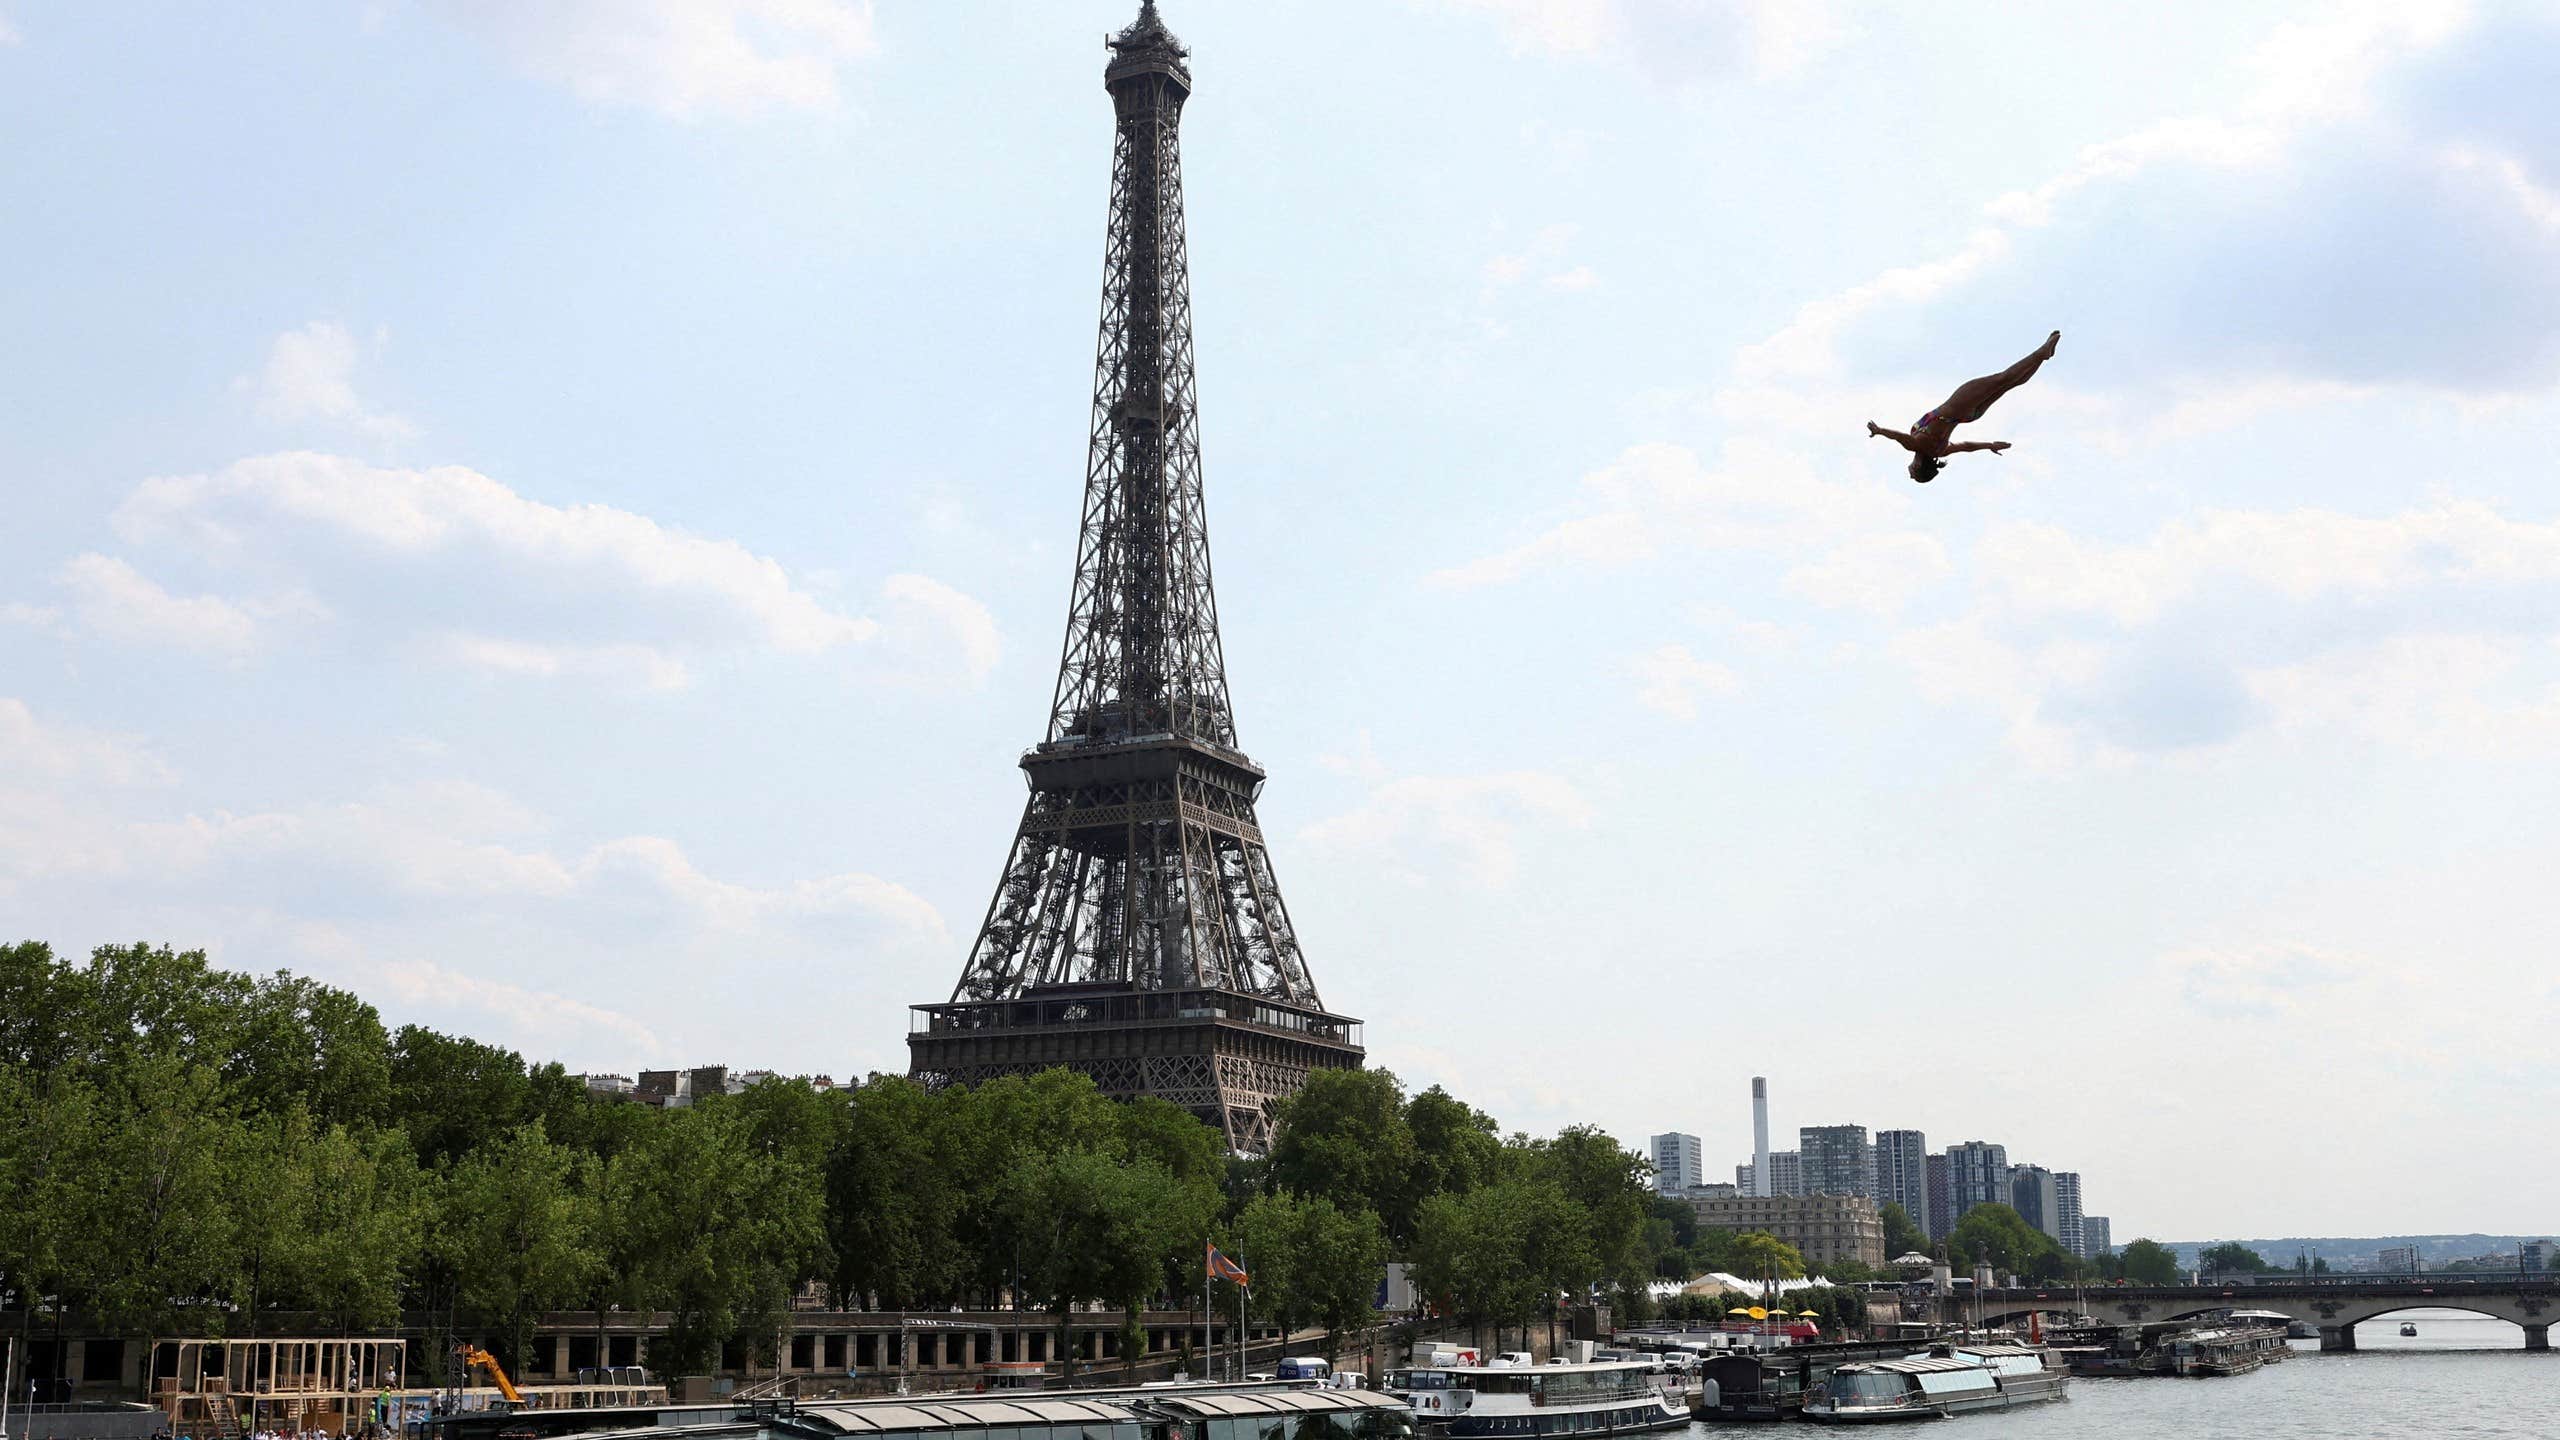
[454, 1345, 525, 1405]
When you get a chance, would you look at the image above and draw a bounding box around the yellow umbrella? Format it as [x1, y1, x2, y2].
[1744, 1306, 1768, 1320]
[1796, 1310, 1821, 1318]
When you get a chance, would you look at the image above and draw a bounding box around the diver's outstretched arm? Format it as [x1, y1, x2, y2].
[1867, 422, 1917, 450]
[1947, 440, 2010, 454]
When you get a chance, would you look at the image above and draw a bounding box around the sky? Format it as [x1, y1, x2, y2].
[5, 0, 2558, 1242]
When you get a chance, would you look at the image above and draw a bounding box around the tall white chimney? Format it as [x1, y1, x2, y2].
[1751, 1076, 1771, 1197]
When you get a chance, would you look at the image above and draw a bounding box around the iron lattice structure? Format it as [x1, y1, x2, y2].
[908, 3, 1361, 1152]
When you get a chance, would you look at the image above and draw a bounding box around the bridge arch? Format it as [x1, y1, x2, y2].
[1977, 1302, 2084, 1326]
[2336, 1303, 2532, 1333]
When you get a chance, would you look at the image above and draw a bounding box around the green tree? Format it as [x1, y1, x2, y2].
[1410, 1184, 1546, 1349]
[1011, 1150, 1208, 1377]
[1878, 1202, 1927, 1261]
[1524, 1126, 1650, 1290]
[66, 1055, 240, 1333]
[826, 1076, 957, 1308]
[293, 1123, 425, 1328]
[2117, 1238, 2181, 1285]
[226, 971, 393, 1130]
[1404, 1086, 1501, 1229]
[388, 1025, 535, 1169]
[0, 1063, 100, 1353]
[1946, 1204, 2065, 1278]
[80, 943, 252, 1090]
[2197, 1242, 2271, 1275]
[226, 1106, 321, 1332]
[0, 941, 90, 1072]
[1727, 1231, 1806, 1285]
[437, 1123, 601, 1370]
[1270, 1069, 1417, 1243]
[1514, 1178, 1598, 1350]
[946, 1069, 1130, 1302]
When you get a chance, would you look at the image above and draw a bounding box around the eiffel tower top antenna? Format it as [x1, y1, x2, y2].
[908, 3, 1362, 1152]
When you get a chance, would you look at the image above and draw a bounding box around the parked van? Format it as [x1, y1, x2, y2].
[1275, 1357, 1331, 1382]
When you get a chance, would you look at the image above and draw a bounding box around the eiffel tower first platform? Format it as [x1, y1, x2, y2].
[906, 3, 1362, 1152]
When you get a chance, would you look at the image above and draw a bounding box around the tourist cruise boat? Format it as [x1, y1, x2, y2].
[1801, 1345, 2068, 1424]
[1384, 1359, 1686, 1438]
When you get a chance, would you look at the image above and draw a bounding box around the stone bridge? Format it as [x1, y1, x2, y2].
[1939, 1277, 2558, 1351]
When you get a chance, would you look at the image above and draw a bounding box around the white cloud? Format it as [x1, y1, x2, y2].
[1737, 228, 2012, 383]
[1784, 531, 1949, 617]
[97, 451, 994, 689]
[374, 954, 669, 1057]
[54, 553, 269, 657]
[242, 321, 416, 441]
[432, 0, 878, 121]
[878, 572, 1002, 685]
[0, 698, 172, 788]
[1736, 3, 2499, 395]
[1628, 643, 1740, 720]
[1299, 770, 1594, 886]
[2444, 143, 2560, 234]
[0, 14, 19, 46]
[114, 453, 866, 649]
[434, 632, 694, 692]
[2246, 633, 2560, 754]
[1884, 499, 2560, 765]
[1430, 440, 1891, 589]
[95, 778, 953, 948]
[1482, 224, 1594, 301]
[1975, 503, 2560, 628]
[1435, 0, 1854, 80]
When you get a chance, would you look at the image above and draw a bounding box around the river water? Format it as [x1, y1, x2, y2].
[1685, 1312, 2560, 1437]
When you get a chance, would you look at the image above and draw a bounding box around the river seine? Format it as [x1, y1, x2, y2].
[1684, 1312, 2559, 1437]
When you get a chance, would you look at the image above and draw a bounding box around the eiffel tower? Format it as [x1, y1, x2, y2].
[907, 2, 1362, 1152]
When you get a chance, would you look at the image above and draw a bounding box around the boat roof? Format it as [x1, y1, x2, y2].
[1405, 1361, 1649, 1374]
[795, 1400, 1148, 1432]
[1147, 1392, 1405, 1420]
[1943, 1345, 2045, 1357]
[1839, 1358, 1986, 1376]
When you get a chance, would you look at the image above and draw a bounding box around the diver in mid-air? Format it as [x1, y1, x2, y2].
[1868, 330, 2060, 482]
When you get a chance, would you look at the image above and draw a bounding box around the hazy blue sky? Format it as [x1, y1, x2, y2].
[6, 0, 2558, 1241]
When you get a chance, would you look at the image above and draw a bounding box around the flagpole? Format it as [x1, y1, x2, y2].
[1201, 1238, 1210, 1381]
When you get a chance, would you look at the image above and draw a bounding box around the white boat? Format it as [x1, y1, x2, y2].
[1802, 1346, 2068, 1424]
[1385, 1359, 1686, 1439]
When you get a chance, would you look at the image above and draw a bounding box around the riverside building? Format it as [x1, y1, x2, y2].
[1689, 1192, 1887, 1270]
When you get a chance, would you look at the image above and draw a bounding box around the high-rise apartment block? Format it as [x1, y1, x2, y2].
[2082, 1216, 2112, 1257]
[1874, 1129, 1930, 1238]
[1736, 1150, 1802, 1197]
[1650, 1132, 1705, 1192]
[2010, 1164, 2062, 1245]
[2053, 1171, 2086, 1257]
[1945, 1140, 2009, 1226]
[1799, 1125, 1875, 1198]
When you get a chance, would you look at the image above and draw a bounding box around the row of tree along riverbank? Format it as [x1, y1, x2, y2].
[3, 941, 2163, 1384]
